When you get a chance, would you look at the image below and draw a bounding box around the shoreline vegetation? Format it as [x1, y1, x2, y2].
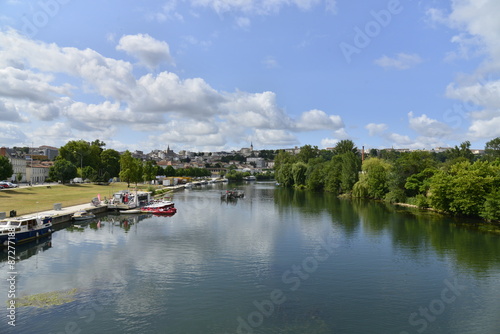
[274, 139, 500, 224]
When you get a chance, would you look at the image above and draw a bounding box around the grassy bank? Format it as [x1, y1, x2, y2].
[0, 183, 142, 216]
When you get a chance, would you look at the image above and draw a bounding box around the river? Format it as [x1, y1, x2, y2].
[1, 182, 500, 333]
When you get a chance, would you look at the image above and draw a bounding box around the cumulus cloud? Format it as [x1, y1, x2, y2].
[374, 53, 423, 70]
[253, 129, 298, 146]
[295, 109, 344, 131]
[320, 137, 338, 148]
[0, 29, 340, 149]
[365, 123, 388, 136]
[408, 111, 453, 138]
[117, 34, 175, 69]
[429, 0, 500, 141]
[0, 124, 27, 145]
[222, 91, 294, 129]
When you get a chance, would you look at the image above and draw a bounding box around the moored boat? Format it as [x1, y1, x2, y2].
[72, 210, 96, 221]
[0, 216, 53, 246]
[141, 200, 177, 215]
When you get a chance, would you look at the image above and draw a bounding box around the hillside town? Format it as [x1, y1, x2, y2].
[0, 143, 486, 185]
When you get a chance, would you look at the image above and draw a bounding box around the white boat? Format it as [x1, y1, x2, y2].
[0, 216, 53, 246]
[72, 210, 96, 221]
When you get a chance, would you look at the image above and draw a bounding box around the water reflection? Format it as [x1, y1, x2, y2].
[0, 235, 52, 263]
[1, 183, 499, 334]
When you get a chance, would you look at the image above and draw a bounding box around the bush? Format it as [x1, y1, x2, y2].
[415, 194, 429, 209]
[480, 190, 500, 221]
[384, 189, 406, 203]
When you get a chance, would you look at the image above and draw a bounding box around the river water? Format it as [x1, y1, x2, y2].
[1, 182, 500, 334]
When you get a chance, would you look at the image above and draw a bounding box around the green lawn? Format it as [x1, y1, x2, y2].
[0, 183, 144, 216]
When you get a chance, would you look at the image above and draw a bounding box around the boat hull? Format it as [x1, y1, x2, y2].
[0, 225, 53, 246]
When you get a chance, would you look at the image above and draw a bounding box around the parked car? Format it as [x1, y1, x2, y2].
[0, 181, 18, 188]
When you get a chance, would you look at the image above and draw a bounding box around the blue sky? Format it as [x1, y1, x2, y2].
[1, 0, 499, 153]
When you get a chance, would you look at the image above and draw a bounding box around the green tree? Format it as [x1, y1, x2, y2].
[143, 160, 157, 183]
[481, 190, 500, 221]
[49, 159, 77, 184]
[388, 151, 437, 196]
[292, 162, 308, 188]
[429, 160, 500, 216]
[446, 141, 474, 162]
[485, 137, 500, 160]
[276, 162, 294, 187]
[0, 156, 14, 181]
[164, 165, 176, 176]
[305, 160, 326, 191]
[297, 145, 319, 163]
[100, 149, 120, 179]
[82, 166, 97, 181]
[333, 139, 358, 155]
[340, 151, 361, 193]
[119, 151, 142, 187]
[324, 155, 343, 194]
[404, 168, 437, 196]
[362, 158, 392, 199]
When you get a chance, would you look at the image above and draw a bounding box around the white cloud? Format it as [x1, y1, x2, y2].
[467, 117, 500, 140]
[253, 129, 298, 146]
[0, 29, 341, 150]
[117, 34, 175, 69]
[295, 109, 344, 131]
[0, 124, 26, 145]
[429, 0, 500, 141]
[222, 91, 294, 129]
[374, 53, 423, 70]
[320, 137, 338, 148]
[408, 111, 453, 138]
[365, 123, 388, 136]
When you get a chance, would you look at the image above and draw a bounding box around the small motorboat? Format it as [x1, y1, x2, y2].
[0, 216, 53, 246]
[141, 200, 177, 215]
[72, 210, 96, 221]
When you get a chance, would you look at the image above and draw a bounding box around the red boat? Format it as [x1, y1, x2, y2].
[141, 200, 177, 215]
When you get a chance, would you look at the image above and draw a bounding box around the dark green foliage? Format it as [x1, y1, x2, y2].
[485, 137, 500, 160]
[333, 139, 358, 155]
[480, 190, 500, 221]
[429, 161, 500, 216]
[384, 189, 406, 203]
[0, 156, 14, 181]
[49, 159, 77, 183]
[340, 151, 361, 193]
[446, 141, 474, 162]
[292, 162, 308, 187]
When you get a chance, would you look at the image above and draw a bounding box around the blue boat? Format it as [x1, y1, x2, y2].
[0, 216, 53, 246]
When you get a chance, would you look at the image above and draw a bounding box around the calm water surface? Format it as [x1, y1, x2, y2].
[1, 182, 500, 334]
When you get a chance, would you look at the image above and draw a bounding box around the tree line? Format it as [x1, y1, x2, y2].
[274, 138, 500, 222]
[48, 140, 210, 185]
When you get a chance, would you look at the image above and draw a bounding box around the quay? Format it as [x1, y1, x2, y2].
[0, 184, 189, 226]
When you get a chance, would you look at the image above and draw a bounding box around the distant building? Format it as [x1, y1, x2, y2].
[36, 145, 59, 160]
[1, 147, 27, 182]
[246, 157, 266, 168]
[240, 143, 254, 156]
